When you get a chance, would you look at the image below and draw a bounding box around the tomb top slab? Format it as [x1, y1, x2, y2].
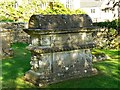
[23, 28, 99, 35]
[28, 14, 93, 29]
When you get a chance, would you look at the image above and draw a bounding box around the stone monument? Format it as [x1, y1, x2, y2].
[24, 14, 98, 86]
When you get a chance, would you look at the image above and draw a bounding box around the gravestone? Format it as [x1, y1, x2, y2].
[24, 14, 98, 86]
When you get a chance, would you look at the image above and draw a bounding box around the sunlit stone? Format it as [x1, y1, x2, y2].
[58, 60, 62, 65]
[82, 33, 86, 40]
[24, 14, 98, 86]
[32, 38, 39, 45]
[34, 56, 37, 61]
[72, 53, 78, 59]
[84, 70, 87, 73]
[65, 67, 69, 71]
[39, 61, 43, 66]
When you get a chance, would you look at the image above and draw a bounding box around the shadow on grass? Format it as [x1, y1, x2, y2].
[45, 49, 119, 88]
[45, 61, 119, 88]
[45, 74, 118, 88]
[1, 43, 119, 88]
[2, 43, 36, 88]
[93, 49, 119, 59]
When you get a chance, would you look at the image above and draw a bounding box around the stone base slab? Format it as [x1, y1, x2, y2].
[24, 68, 98, 87]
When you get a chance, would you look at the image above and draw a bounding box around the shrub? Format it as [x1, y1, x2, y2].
[0, 1, 85, 22]
[93, 18, 120, 30]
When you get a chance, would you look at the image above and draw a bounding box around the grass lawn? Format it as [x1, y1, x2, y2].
[1, 43, 120, 89]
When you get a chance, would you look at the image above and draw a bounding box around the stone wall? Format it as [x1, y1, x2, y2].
[0, 29, 13, 59]
[0, 22, 30, 43]
[0, 22, 30, 58]
[92, 28, 119, 62]
[93, 28, 119, 49]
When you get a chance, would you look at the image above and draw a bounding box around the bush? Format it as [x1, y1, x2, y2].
[0, 0, 43, 22]
[93, 18, 120, 30]
[0, 1, 85, 22]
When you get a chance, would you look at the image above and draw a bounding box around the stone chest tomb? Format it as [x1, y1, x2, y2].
[23, 14, 97, 86]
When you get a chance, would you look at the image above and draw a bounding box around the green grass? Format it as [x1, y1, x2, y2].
[1, 43, 36, 88]
[1, 43, 119, 89]
[46, 49, 119, 88]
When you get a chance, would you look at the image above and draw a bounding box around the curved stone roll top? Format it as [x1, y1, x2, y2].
[28, 14, 93, 29]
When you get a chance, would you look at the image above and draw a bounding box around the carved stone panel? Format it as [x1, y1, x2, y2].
[40, 35, 51, 46]
[30, 53, 52, 74]
[31, 37, 39, 46]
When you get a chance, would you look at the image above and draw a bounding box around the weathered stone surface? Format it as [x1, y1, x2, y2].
[92, 52, 111, 62]
[0, 29, 13, 58]
[93, 28, 119, 49]
[24, 14, 98, 86]
[0, 22, 30, 44]
[28, 14, 93, 29]
[0, 22, 30, 58]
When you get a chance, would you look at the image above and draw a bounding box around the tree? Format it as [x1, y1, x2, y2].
[0, 0, 85, 22]
[106, 0, 120, 32]
[106, 0, 120, 8]
[104, 0, 120, 19]
[0, 0, 47, 22]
